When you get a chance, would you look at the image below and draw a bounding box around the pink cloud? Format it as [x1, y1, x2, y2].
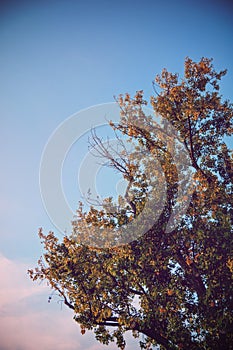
[0, 254, 80, 349]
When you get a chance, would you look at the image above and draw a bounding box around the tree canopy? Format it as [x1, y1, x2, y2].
[29, 57, 233, 350]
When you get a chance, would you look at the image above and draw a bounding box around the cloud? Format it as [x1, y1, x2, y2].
[0, 254, 140, 350]
[0, 254, 80, 350]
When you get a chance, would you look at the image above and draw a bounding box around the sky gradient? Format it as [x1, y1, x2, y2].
[1, 0, 233, 349]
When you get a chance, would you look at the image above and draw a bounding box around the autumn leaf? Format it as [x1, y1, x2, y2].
[29, 57, 233, 350]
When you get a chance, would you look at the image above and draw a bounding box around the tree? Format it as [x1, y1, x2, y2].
[28, 57, 233, 350]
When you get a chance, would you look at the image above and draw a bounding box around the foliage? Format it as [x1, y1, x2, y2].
[29, 57, 233, 349]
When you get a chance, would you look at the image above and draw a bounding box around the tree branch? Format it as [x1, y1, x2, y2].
[56, 287, 75, 310]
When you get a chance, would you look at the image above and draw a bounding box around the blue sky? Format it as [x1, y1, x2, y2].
[0, 0, 233, 349]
